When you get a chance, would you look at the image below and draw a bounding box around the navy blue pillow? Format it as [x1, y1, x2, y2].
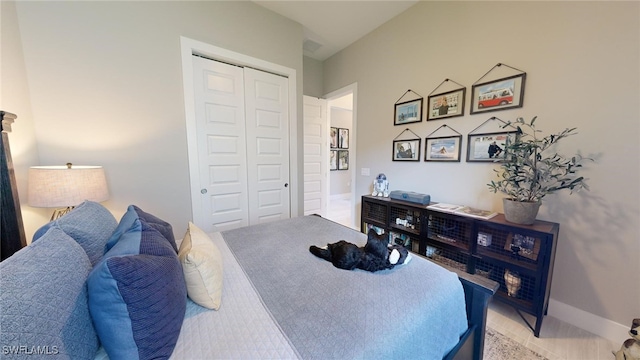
[88, 215, 186, 360]
[133, 205, 178, 253]
[106, 205, 177, 254]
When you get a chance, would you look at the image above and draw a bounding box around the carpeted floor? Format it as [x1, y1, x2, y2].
[484, 327, 548, 360]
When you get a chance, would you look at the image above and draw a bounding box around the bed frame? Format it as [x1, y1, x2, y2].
[1, 111, 27, 262]
[440, 259, 498, 360]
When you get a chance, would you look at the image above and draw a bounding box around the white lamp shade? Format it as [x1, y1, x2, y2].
[28, 165, 109, 208]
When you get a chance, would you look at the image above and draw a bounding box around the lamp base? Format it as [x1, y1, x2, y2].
[50, 207, 74, 221]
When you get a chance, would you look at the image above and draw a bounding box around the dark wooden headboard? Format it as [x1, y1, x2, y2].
[1, 111, 27, 261]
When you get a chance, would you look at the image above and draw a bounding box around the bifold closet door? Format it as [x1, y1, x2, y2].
[192, 55, 290, 232]
[243, 68, 290, 225]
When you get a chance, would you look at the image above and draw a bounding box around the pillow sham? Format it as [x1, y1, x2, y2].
[105, 205, 178, 253]
[178, 222, 224, 310]
[88, 216, 186, 360]
[1, 227, 99, 359]
[32, 200, 117, 266]
[133, 205, 178, 252]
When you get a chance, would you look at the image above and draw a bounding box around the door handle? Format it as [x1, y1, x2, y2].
[201, 189, 207, 194]
[284, 183, 289, 188]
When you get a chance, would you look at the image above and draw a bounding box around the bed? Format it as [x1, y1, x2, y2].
[3, 203, 497, 360]
[170, 215, 497, 360]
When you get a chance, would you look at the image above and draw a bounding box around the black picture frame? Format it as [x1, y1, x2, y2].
[394, 98, 423, 126]
[330, 150, 337, 171]
[392, 139, 421, 161]
[427, 88, 466, 121]
[337, 150, 349, 170]
[330, 127, 338, 148]
[338, 128, 349, 149]
[466, 131, 516, 162]
[470, 73, 526, 115]
[505, 233, 541, 261]
[425, 135, 462, 162]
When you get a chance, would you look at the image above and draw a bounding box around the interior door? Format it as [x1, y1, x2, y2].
[303, 96, 328, 216]
[192, 56, 249, 232]
[244, 68, 291, 224]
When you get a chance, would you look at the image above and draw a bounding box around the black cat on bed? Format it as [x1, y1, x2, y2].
[309, 229, 411, 272]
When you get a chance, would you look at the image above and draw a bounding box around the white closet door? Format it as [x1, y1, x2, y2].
[192, 55, 291, 231]
[244, 68, 291, 224]
[192, 56, 249, 232]
[303, 96, 328, 216]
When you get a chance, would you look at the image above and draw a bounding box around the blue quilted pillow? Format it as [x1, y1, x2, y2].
[133, 205, 178, 252]
[1, 227, 99, 359]
[88, 215, 187, 360]
[32, 200, 117, 266]
[105, 205, 177, 254]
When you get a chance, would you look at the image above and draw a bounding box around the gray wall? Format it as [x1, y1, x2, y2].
[323, 1, 639, 335]
[303, 56, 323, 98]
[1, 1, 46, 233]
[2, 1, 304, 240]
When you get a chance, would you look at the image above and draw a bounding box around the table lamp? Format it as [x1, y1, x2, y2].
[28, 163, 109, 220]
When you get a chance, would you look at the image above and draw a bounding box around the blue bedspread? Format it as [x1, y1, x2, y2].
[222, 216, 468, 360]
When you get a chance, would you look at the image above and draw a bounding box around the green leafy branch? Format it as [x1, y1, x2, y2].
[487, 116, 592, 202]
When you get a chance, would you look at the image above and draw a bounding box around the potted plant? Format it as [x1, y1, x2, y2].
[488, 116, 590, 224]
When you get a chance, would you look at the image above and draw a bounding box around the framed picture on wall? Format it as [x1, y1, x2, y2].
[427, 88, 466, 121]
[330, 150, 337, 171]
[330, 127, 338, 148]
[466, 131, 516, 162]
[471, 73, 526, 114]
[425, 135, 462, 162]
[392, 139, 421, 161]
[337, 150, 349, 170]
[394, 99, 423, 126]
[338, 128, 349, 149]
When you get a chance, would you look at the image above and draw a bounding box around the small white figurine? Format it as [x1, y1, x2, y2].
[372, 173, 389, 197]
[613, 319, 640, 360]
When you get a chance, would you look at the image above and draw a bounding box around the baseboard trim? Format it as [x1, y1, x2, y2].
[548, 299, 628, 342]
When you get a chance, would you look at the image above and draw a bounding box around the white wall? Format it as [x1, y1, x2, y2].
[323, 1, 639, 338]
[2, 1, 304, 241]
[0, 1, 49, 234]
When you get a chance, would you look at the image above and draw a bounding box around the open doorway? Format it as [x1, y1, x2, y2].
[325, 84, 357, 229]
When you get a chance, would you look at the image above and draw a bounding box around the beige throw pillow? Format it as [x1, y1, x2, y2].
[178, 222, 223, 310]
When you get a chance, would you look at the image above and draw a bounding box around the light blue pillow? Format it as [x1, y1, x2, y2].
[33, 200, 117, 266]
[88, 215, 186, 360]
[0, 227, 99, 359]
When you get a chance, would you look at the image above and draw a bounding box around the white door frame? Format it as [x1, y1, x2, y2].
[180, 36, 298, 226]
[325, 83, 357, 228]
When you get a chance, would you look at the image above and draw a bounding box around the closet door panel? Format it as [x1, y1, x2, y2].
[192, 56, 249, 232]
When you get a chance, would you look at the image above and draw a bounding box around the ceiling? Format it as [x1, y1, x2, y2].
[253, 1, 419, 61]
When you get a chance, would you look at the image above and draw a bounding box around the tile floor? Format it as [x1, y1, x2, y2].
[326, 196, 354, 229]
[326, 196, 620, 360]
[487, 301, 619, 360]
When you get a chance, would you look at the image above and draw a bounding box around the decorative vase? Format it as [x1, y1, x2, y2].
[504, 269, 522, 297]
[502, 198, 541, 225]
